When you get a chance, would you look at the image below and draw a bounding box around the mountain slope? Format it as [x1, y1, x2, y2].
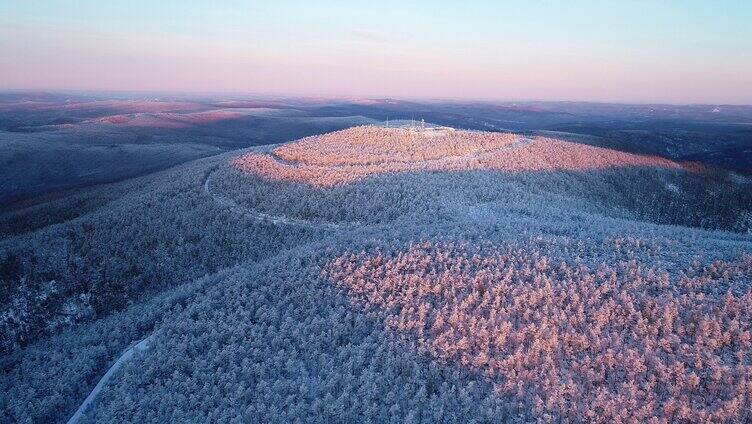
[2, 125, 751, 423]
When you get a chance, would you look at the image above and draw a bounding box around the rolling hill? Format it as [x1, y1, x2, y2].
[1, 124, 751, 423]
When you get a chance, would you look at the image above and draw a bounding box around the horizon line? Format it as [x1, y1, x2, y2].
[1, 87, 751, 108]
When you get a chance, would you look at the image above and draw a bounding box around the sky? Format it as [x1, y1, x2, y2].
[1, 1, 751, 104]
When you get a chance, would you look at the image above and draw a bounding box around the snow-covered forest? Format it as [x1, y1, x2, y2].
[2, 125, 751, 423]
[225, 127, 751, 231]
[327, 240, 752, 422]
[232, 127, 691, 187]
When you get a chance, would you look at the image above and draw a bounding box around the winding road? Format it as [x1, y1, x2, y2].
[67, 335, 154, 424]
[203, 168, 357, 231]
[203, 135, 535, 230]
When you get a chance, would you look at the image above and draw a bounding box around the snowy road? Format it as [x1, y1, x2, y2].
[67, 334, 154, 424]
[204, 135, 534, 230]
[203, 168, 356, 231]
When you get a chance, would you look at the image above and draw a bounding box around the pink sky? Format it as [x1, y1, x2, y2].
[1, 1, 751, 104]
